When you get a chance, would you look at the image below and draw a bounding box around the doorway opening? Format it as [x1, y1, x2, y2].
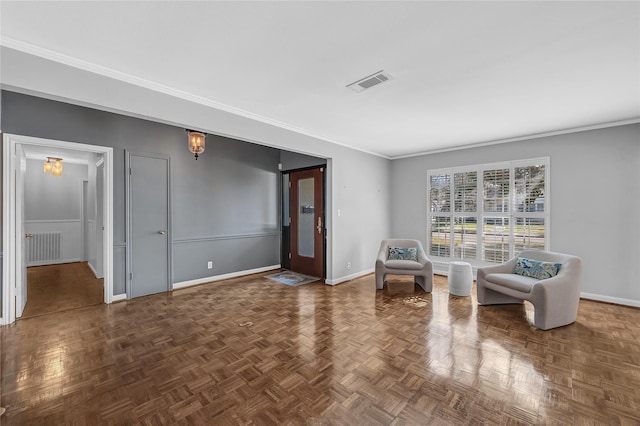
[2, 134, 114, 325]
[21, 262, 104, 319]
[281, 166, 326, 279]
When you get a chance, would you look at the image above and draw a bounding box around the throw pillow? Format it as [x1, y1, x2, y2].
[388, 247, 418, 261]
[514, 257, 562, 280]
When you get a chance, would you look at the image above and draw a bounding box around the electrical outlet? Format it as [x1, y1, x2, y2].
[347, 262, 351, 270]
[207, 261, 213, 269]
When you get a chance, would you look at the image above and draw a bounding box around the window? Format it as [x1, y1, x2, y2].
[427, 158, 549, 265]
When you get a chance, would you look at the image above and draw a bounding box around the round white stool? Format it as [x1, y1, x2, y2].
[448, 261, 473, 296]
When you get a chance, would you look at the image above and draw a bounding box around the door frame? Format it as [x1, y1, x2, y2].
[81, 179, 89, 262]
[125, 151, 172, 299]
[282, 165, 326, 278]
[2, 134, 115, 325]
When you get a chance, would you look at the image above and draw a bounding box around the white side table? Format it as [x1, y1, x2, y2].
[448, 261, 473, 296]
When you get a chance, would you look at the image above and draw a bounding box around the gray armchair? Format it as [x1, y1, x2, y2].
[477, 250, 582, 330]
[375, 239, 433, 292]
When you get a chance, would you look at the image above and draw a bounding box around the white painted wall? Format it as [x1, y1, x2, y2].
[390, 124, 640, 306]
[25, 159, 88, 264]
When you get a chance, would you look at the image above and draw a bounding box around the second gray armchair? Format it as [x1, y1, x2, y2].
[375, 239, 433, 292]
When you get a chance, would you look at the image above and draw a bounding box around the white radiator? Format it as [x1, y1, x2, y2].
[27, 233, 62, 264]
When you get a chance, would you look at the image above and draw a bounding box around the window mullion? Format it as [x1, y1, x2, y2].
[477, 170, 483, 264]
[509, 165, 515, 259]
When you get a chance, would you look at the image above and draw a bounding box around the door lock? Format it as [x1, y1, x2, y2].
[158, 230, 167, 235]
[25, 233, 33, 239]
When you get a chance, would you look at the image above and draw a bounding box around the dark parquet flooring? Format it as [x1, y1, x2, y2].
[22, 262, 104, 319]
[1, 272, 639, 425]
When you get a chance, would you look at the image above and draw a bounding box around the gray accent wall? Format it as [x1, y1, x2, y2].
[390, 124, 640, 304]
[280, 150, 326, 171]
[2, 91, 281, 295]
[1, 47, 393, 287]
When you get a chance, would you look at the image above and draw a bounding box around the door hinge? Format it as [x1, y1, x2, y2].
[288, 181, 291, 188]
[129, 272, 133, 280]
[129, 167, 132, 175]
[320, 167, 324, 173]
[289, 253, 292, 259]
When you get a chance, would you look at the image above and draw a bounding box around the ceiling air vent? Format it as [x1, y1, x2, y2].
[346, 70, 392, 93]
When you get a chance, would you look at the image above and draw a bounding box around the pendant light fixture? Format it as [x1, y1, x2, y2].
[186, 129, 206, 160]
[43, 157, 63, 177]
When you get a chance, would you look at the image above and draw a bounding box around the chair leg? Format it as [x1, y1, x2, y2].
[414, 275, 432, 293]
[477, 283, 524, 305]
[532, 301, 577, 330]
[375, 270, 385, 290]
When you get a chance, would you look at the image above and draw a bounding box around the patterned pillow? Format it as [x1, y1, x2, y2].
[388, 247, 418, 261]
[514, 257, 562, 280]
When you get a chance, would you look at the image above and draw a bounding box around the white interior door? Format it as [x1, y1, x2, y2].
[15, 145, 28, 317]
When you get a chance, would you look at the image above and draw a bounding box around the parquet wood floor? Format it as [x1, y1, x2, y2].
[21, 262, 104, 319]
[1, 272, 639, 425]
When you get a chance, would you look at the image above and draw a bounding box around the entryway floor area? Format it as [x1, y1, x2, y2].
[21, 262, 104, 319]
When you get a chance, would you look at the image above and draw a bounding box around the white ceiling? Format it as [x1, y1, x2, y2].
[1, 1, 639, 158]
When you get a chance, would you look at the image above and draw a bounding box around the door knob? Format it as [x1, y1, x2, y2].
[158, 230, 167, 235]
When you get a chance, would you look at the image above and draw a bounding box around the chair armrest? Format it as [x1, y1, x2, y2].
[477, 258, 518, 280]
[417, 248, 431, 266]
[376, 242, 389, 266]
[530, 258, 582, 301]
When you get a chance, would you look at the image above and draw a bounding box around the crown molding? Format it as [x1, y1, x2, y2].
[0, 37, 389, 160]
[391, 118, 640, 160]
[2, 37, 636, 162]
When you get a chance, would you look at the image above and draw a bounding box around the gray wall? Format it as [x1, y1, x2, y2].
[280, 150, 326, 171]
[390, 124, 640, 304]
[25, 160, 87, 221]
[2, 91, 282, 295]
[1, 47, 393, 286]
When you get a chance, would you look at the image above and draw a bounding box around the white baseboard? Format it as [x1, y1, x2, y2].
[173, 264, 281, 290]
[580, 292, 640, 308]
[325, 268, 374, 285]
[27, 258, 82, 267]
[112, 293, 127, 302]
[87, 261, 98, 278]
[433, 260, 479, 279]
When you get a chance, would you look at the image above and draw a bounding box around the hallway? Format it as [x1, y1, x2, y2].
[21, 262, 104, 319]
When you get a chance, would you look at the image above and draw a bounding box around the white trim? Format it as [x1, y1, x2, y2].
[2, 134, 114, 325]
[392, 118, 640, 160]
[325, 268, 374, 285]
[25, 219, 81, 224]
[172, 264, 281, 290]
[432, 261, 479, 280]
[580, 292, 640, 308]
[1, 37, 388, 160]
[426, 157, 549, 268]
[112, 294, 127, 302]
[87, 261, 98, 278]
[28, 258, 82, 267]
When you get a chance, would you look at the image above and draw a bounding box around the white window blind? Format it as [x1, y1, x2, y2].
[427, 158, 549, 266]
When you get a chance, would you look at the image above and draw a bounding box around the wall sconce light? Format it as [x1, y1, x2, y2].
[44, 157, 63, 177]
[186, 129, 206, 160]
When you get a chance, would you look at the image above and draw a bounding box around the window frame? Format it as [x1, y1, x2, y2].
[426, 157, 550, 267]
